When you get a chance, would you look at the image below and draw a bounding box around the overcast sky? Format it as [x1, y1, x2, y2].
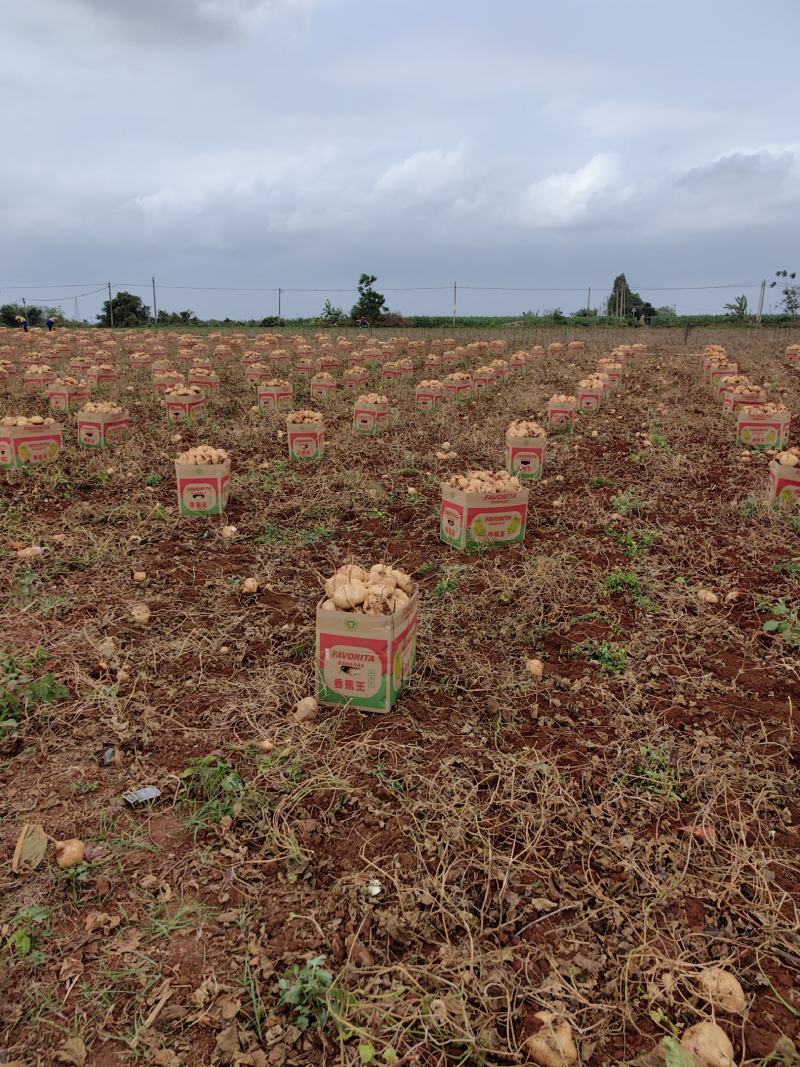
[3, 0, 799, 320]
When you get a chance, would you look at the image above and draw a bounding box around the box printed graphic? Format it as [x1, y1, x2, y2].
[505, 432, 546, 480]
[443, 376, 473, 403]
[736, 410, 790, 449]
[577, 386, 604, 412]
[547, 398, 577, 429]
[310, 376, 337, 401]
[175, 456, 231, 516]
[353, 400, 389, 436]
[48, 383, 90, 412]
[165, 392, 208, 422]
[768, 459, 800, 508]
[77, 409, 131, 448]
[287, 421, 324, 461]
[316, 587, 419, 712]
[257, 382, 293, 412]
[187, 371, 220, 395]
[415, 385, 445, 409]
[440, 484, 529, 551]
[0, 425, 63, 469]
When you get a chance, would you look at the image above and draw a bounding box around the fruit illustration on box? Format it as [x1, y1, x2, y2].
[740, 428, 752, 443]
[766, 428, 777, 443]
[18, 443, 32, 463]
[780, 486, 798, 506]
[508, 514, 521, 536]
[472, 516, 487, 539]
[47, 442, 58, 459]
[393, 650, 403, 683]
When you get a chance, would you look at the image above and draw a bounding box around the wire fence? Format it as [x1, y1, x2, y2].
[0, 277, 793, 324]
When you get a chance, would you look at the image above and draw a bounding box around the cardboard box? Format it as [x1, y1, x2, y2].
[0, 424, 63, 468]
[23, 370, 57, 391]
[768, 458, 800, 508]
[439, 483, 529, 551]
[87, 366, 118, 386]
[723, 390, 765, 414]
[382, 364, 401, 380]
[310, 376, 337, 401]
[505, 431, 546, 480]
[509, 353, 526, 370]
[315, 587, 418, 712]
[736, 410, 790, 448]
[296, 358, 313, 377]
[77, 409, 131, 447]
[707, 364, 738, 385]
[424, 355, 442, 372]
[175, 456, 231, 515]
[271, 350, 290, 368]
[577, 385, 604, 412]
[244, 363, 271, 385]
[48, 383, 90, 412]
[315, 355, 340, 373]
[187, 371, 220, 395]
[415, 385, 445, 409]
[287, 420, 324, 461]
[130, 352, 152, 368]
[472, 369, 496, 391]
[347, 353, 366, 369]
[153, 372, 185, 394]
[547, 399, 577, 430]
[257, 382, 293, 412]
[69, 356, 94, 373]
[343, 369, 368, 389]
[786, 347, 800, 368]
[444, 376, 473, 403]
[353, 400, 389, 435]
[165, 392, 208, 422]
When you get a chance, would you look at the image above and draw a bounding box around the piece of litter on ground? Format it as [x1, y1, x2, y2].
[123, 785, 161, 807]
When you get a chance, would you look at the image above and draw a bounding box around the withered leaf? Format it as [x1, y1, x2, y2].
[11, 822, 48, 873]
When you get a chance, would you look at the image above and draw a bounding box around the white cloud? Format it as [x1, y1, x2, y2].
[515, 154, 622, 227]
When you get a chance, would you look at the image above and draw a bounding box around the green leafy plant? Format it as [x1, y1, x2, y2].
[761, 600, 800, 647]
[0, 652, 69, 732]
[774, 557, 800, 578]
[181, 756, 252, 829]
[3, 906, 51, 965]
[144, 472, 162, 486]
[434, 564, 464, 596]
[610, 486, 650, 516]
[602, 570, 642, 597]
[576, 640, 628, 675]
[633, 746, 683, 802]
[607, 528, 658, 558]
[277, 955, 335, 1031]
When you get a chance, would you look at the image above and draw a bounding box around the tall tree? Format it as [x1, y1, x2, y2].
[96, 291, 150, 327]
[771, 270, 799, 316]
[350, 274, 387, 324]
[606, 273, 643, 317]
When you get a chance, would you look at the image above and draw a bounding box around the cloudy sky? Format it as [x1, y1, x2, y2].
[2, 0, 799, 320]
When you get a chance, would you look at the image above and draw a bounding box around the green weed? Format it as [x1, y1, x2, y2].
[576, 640, 628, 675]
[761, 600, 800, 648]
[0, 651, 69, 732]
[632, 746, 683, 802]
[181, 756, 254, 830]
[277, 955, 335, 1032]
[610, 486, 650, 516]
[3, 906, 51, 965]
[602, 570, 642, 597]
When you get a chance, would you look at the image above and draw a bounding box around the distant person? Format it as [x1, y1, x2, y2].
[46, 315, 55, 332]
